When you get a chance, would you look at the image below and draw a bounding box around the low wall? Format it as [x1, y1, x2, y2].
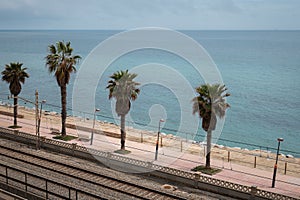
[0, 127, 298, 200]
[66, 123, 120, 139]
[0, 110, 24, 118]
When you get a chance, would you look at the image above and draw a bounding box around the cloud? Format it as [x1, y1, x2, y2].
[0, 0, 30, 10]
[0, 0, 299, 30]
[204, 0, 242, 13]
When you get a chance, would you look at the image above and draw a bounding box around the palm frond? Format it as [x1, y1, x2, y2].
[1, 62, 29, 96]
[45, 41, 81, 86]
[107, 70, 140, 115]
[192, 83, 230, 131]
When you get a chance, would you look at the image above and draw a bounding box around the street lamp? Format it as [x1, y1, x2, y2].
[37, 100, 46, 150]
[37, 100, 46, 134]
[155, 119, 165, 160]
[8, 91, 41, 150]
[90, 108, 100, 145]
[272, 137, 284, 188]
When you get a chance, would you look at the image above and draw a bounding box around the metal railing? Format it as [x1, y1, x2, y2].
[0, 127, 298, 200]
[0, 162, 104, 200]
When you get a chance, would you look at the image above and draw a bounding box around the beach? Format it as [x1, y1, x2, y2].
[1, 104, 299, 179]
[1, 104, 300, 198]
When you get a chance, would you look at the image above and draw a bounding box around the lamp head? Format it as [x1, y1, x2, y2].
[95, 108, 100, 112]
[159, 119, 165, 122]
[277, 138, 284, 142]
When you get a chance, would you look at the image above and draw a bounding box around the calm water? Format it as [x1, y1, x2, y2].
[0, 30, 299, 156]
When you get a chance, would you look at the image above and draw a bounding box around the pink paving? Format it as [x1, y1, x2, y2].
[0, 114, 299, 199]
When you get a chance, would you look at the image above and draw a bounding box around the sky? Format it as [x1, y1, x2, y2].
[0, 0, 299, 30]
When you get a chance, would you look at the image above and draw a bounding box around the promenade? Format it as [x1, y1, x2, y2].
[0, 105, 299, 199]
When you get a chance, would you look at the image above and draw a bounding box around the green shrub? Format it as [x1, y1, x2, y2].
[191, 165, 222, 175]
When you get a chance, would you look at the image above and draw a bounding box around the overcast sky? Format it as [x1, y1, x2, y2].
[0, 0, 299, 30]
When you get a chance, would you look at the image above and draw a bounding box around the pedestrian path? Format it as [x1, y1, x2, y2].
[0, 114, 299, 199]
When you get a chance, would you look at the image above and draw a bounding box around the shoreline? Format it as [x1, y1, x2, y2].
[0, 104, 300, 178]
[1, 102, 297, 157]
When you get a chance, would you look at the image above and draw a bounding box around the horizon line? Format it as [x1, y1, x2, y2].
[0, 29, 299, 32]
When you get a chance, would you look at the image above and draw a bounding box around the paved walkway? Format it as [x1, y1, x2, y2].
[0, 114, 299, 199]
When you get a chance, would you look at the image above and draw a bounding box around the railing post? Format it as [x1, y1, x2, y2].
[250, 185, 257, 200]
[180, 141, 183, 152]
[259, 146, 262, 157]
[284, 162, 287, 175]
[25, 173, 27, 192]
[141, 132, 143, 143]
[222, 157, 224, 168]
[160, 136, 163, 147]
[254, 156, 257, 168]
[6, 167, 8, 184]
[228, 151, 230, 162]
[69, 187, 71, 199]
[45, 180, 48, 199]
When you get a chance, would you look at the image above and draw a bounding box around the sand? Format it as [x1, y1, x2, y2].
[0, 104, 299, 178]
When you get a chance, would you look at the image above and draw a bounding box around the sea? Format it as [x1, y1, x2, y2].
[0, 30, 299, 157]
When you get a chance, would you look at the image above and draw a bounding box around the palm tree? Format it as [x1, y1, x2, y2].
[192, 84, 230, 168]
[107, 70, 140, 150]
[1, 62, 29, 127]
[45, 41, 81, 136]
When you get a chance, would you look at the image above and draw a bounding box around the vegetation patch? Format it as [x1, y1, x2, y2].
[8, 125, 22, 129]
[114, 149, 131, 155]
[191, 165, 222, 175]
[53, 135, 78, 141]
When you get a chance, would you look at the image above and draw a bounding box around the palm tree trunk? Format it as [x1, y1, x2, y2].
[13, 95, 18, 127]
[120, 114, 126, 150]
[60, 84, 67, 136]
[206, 130, 212, 168]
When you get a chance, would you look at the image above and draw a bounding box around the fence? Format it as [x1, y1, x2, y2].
[2, 104, 300, 176]
[76, 121, 300, 177]
[0, 162, 103, 200]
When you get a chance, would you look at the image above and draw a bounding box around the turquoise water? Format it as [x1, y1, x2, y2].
[0, 30, 299, 156]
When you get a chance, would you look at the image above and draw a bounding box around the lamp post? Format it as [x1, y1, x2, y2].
[155, 119, 165, 160]
[8, 91, 43, 150]
[272, 137, 284, 188]
[9, 91, 40, 149]
[37, 100, 46, 134]
[36, 100, 46, 149]
[90, 108, 100, 145]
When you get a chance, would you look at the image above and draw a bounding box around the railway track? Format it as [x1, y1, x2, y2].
[0, 142, 188, 200]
